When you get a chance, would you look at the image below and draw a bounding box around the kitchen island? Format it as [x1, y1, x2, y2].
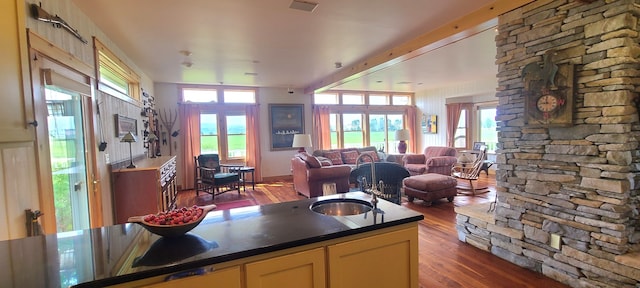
[0, 192, 424, 288]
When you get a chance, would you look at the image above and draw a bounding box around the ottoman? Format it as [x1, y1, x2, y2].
[402, 173, 458, 205]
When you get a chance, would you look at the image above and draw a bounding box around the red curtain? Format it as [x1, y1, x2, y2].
[313, 105, 331, 150]
[179, 104, 201, 190]
[406, 106, 418, 153]
[446, 103, 462, 147]
[245, 105, 262, 182]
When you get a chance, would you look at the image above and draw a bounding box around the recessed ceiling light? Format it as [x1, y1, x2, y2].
[182, 61, 193, 68]
[245, 72, 258, 76]
[376, 80, 383, 83]
[289, 0, 318, 12]
[179, 50, 192, 56]
[397, 81, 412, 85]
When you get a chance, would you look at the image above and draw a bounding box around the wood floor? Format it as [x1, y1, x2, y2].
[177, 173, 570, 288]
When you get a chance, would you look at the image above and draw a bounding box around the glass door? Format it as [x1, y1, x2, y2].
[44, 85, 90, 232]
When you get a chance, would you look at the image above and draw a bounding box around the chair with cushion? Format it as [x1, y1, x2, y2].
[403, 146, 458, 176]
[350, 162, 410, 204]
[194, 154, 241, 198]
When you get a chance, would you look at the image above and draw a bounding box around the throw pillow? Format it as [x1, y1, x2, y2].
[316, 156, 333, 166]
[324, 151, 343, 165]
[341, 150, 359, 164]
[297, 152, 322, 168]
[360, 150, 379, 163]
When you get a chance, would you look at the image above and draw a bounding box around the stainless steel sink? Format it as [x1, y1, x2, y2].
[310, 198, 373, 216]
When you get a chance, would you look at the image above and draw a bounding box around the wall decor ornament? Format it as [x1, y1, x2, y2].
[269, 104, 304, 151]
[115, 114, 138, 137]
[522, 49, 575, 127]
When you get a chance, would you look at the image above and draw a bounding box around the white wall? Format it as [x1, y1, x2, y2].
[413, 77, 498, 152]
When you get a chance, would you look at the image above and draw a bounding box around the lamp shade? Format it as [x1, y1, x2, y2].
[147, 132, 158, 142]
[292, 134, 312, 153]
[120, 131, 137, 143]
[394, 129, 410, 141]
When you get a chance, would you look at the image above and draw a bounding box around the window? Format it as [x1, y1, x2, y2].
[314, 91, 412, 153]
[184, 88, 218, 103]
[200, 114, 219, 154]
[343, 113, 364, 148]
[224, 90, 255, 103]
[226, 115, 247, 157]
[369, 114, 404, 153]
[314, 93, 339, 104]
[454, 109, 468, 148]
[183, 87, 255, 161]
[94, 39, 140, 101]
[478, 107, 497, 153]
[342, 93, 364, 105]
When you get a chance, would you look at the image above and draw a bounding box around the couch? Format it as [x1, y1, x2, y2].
[403, 146, 458, 176]
[311, 146, 386, 168]
[291, 152, 352, 198]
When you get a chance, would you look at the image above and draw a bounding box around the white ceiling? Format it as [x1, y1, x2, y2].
[71, 0, 498, 93]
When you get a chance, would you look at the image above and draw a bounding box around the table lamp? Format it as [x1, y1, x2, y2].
[120, 131, 137, 168]
[395, 129, 410, 154]
[292, 134, 312, 153]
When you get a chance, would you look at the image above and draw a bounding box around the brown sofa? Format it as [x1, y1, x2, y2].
[311, 146, 385, 168]
[291, 152, 352, 198]
[403, 146, 458, 176]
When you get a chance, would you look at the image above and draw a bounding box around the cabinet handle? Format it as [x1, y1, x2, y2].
[28, 121, 38, 127]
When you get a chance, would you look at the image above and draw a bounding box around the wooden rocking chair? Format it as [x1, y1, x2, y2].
[451, 145, 488, 195]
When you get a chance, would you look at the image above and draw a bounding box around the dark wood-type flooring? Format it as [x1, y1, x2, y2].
[177, 173, 570, 288]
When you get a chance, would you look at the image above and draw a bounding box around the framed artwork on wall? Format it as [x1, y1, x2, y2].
[115, 114, 138, 137]
[269, 104, 304, 151]
[422, 114, 437, 134]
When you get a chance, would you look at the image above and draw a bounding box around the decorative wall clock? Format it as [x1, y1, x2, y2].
[522, 49, 575, 127]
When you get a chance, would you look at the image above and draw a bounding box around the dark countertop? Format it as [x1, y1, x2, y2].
[0, 192, 423, 288]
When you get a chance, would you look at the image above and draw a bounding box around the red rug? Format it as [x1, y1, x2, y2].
[213, 199, 257, 211]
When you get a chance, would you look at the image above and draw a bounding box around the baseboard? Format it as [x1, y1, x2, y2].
[262, 175, 292, 182]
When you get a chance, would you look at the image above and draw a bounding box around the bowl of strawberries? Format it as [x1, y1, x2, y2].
[127, 204, 217, 237]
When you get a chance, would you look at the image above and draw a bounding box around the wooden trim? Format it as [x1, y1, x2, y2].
[27, 30, 94, 78]
[304, 0, 535, 93]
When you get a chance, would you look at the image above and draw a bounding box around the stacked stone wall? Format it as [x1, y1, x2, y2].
[494, 0, 640, 286]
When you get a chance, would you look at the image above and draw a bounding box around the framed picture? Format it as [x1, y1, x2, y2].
[115, 114, 138, 137]
[422, 114, 437, 134]
[473, 141, 486, 151]
[269, 104, 304, 151]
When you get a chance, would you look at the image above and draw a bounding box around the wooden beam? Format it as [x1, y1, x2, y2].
[304, 0, 534, 94]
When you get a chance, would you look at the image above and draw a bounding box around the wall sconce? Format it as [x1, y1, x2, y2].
[292, 134, 312, 153]
[395, 129, 410, 154]
[120, 131, 137, 168]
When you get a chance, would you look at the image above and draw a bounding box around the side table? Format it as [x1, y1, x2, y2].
[222, 165, 255, 192]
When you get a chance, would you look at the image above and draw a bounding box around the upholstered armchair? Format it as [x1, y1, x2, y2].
[403, 146, 458, 176]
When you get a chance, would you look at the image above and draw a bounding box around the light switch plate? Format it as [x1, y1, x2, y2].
[104, 153, 110, 164]
[550, 233, 561, 249]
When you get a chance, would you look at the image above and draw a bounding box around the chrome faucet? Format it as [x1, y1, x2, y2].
[356, 153, 383, 210]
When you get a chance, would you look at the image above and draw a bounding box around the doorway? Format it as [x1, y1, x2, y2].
[30, 51, 98, 234]
[44, 83, 90, 232]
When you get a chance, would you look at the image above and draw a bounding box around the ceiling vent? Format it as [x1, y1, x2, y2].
[289, 0, 318, 12]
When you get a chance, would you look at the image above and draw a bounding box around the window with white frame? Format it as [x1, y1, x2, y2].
[314, 91, 412, 153]
[478, 106, 497, 153]
[182, 87, 255, 161]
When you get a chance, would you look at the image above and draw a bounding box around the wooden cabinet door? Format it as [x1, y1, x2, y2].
[245, 247, 326, 288]
[0, 0, 34, 142]
[327, 226, 419, 288]
[139, 266, 242, 288]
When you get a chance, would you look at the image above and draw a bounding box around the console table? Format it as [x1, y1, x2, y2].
[111, 156, 177, 224]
